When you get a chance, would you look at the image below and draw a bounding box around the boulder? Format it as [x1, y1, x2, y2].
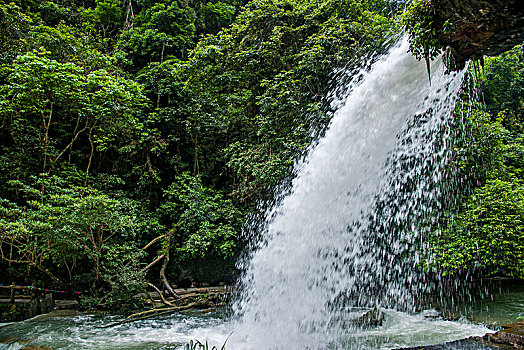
[488, 321, 524, 349]
[356, 308, 386, 328]
[396, 320, 524, 349]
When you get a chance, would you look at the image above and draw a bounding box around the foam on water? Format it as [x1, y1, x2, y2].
[0, 310, 490, 350]
[0, 313, 231, 349]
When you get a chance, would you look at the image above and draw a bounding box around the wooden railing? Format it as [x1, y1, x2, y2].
[0, 283, 48, 303]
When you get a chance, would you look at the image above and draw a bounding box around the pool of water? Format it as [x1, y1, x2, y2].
[3, 283, 523, 350]
[462, 282, 524, 327]
[0, 308, 491, 350]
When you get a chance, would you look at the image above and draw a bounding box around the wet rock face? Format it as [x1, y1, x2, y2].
[395, 337, 507, 349]
[489, 321, 524, 349]
[396, 321, 524, 349]
[431, 0, 524, 64]
[357, 308, 386, 328]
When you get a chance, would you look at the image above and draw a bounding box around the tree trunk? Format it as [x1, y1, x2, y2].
[85, 126, 95, 185]
[159, 228, 180, 299]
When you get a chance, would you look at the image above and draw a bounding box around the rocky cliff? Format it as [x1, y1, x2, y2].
[430, 0, 524, 64]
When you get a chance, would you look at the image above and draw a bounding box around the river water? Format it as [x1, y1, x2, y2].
[1, 283, 522, 349]
[0, 308, 493, 350]
[4, 284, 524, 349]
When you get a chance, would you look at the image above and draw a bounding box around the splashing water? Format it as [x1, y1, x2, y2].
[229, 37, 483, 349]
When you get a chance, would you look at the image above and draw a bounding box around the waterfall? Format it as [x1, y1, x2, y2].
[230, 37, 469, 349]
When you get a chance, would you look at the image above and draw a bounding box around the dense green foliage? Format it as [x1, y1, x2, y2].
[431, 45, 524, 278]
[401, 0, 441, 62]
[0, 0, 522, 310]
[0, 0, 395, 306]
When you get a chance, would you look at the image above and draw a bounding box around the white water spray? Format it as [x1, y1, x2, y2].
[230, 37, 475, 349]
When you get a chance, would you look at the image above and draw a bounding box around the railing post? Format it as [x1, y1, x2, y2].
[9, 282, 15, 304]
[31, 285, 38, 300]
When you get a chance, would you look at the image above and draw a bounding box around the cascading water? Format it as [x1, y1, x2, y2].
[229, 37, 482, 349]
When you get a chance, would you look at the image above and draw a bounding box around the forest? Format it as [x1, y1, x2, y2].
[0, 0, 523, 311]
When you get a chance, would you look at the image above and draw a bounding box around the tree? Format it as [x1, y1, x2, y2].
[158, 173, 243, 282]
[0, 176, 157, 295]
[434, 180, 524, 278]
[428, 45, 524, 279]
[178, 0, 393, 201]
[0, 2, 31, 64]
[83, 0, 124, 38]
[119, 0, 197, 68]
[0, 50, 147, 185]
[482, 45, 524, 134]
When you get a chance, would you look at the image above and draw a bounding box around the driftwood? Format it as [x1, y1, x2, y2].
[134, 286, 231, 302]
[146, 291, 156, 306]
[102, 285, 231, 328]
[146, 282, 173, 306]
[141, 254, 164, 272]
[134, 287, 230, 306]
[125, 234, 166, 270]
